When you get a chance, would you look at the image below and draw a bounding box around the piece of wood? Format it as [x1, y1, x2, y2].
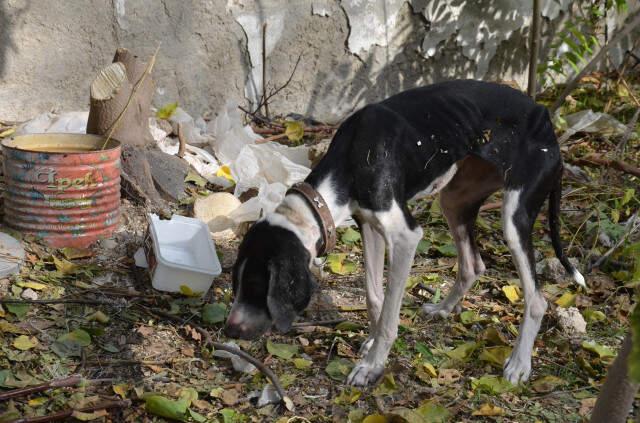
[527, 0, 541, 98]
[177, 123, 186, 158]
[590, 333, 638, 423]
[566, 154, 640, 178]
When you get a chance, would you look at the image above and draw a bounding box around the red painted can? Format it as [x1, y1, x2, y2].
[2, 134, 121, 248]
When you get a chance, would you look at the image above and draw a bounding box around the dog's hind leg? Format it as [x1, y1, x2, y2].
[422, 194, 486, 318]
[502, 187, 549, 384]
[359, 222, 386, 356]
[422, 156, 501, 318]
[347, 202, 423, 386]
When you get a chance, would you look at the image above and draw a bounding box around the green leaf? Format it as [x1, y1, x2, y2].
[416, 239, 431, 255]
[582, 309, 606, 323]
[555, 291, 576, 308]
[445, 341, 477, 361]
[144, 394, 189, 421]
[581, 340, 616, 359]
[184, 171, 207, 188]
[478, 346, 512, 367]
[12, 335, 37, 351]
[502, 285, 520, 304]
[362, 414, 387, 423]
[87, 311, 110, 324]
[416, 400, 451, 423]
[622, 188, 635, 206]
[334, 387, 362, 405]
[179, 285, 202, 297]
[335, 321, 363, 332]
[435, 243, 457, 257]
[284, 121, 305, 142]
[326, 358, 354, 381]
[459, 310, 480, 325]
[340, 227, 361, 244]
[292, 358, 312, 369]
[52, 329, 92, 358]
[156, 102, 179, 120]
[372, 373, 397, 396]
[326, 253, 357, 275]
[188, 409, 207, 422]
[53, 256, 77, 274]
[220, 408, 246, 423]
[471, 375, 515, 394]
[6, 303, 29, 319]
[202, 303, 227, 325]
[266, 340, 298, 360]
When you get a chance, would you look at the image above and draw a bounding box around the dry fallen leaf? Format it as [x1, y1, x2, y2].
[437, 368, 461, 385]
[472, 403, 505, 416]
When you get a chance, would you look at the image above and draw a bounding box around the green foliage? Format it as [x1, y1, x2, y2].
[538, 1, 627, 87]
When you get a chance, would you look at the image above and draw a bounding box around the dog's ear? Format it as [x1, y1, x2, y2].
[267, 258, 318, 333]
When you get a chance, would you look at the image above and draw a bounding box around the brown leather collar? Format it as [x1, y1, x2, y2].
[286, 182, 336, 256]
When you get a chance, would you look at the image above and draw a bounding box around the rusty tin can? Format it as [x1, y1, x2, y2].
[2, 133, 121, 248]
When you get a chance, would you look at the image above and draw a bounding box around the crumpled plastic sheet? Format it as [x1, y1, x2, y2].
[168, 107, 212, 146]
[209, 100, 262, 164]
[229, 181, 288, 224]
[16, 111, 89, 135]
[231, 142, 311, 197]
[559, 109, 629, 143]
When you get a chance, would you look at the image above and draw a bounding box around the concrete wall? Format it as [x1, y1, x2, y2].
[0, 0, 637, 123]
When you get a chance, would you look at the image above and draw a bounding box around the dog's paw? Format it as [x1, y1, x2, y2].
[421, 303, 451, 319]
[347, 362, 384, 386]
[359, 337, 375, 356]
[503, 353, 531, 384]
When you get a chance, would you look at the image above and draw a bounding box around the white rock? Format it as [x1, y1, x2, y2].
[257, 384, 281, 407]
[194, 192, 241, 233]
[556, 306, 587, 336]
[21, 288, 38, 301]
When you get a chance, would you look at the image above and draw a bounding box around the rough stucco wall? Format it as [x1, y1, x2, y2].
[0, 0, 637, 123]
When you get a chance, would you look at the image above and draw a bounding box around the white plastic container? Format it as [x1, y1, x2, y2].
[144, 214, 221, 294]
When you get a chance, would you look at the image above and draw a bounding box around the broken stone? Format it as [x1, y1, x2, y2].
[535, 257, 580, 283]
[146, 149, 190, 202]
[194, 192, 241, 233]
[21, 288, 38, 301]
[257, 384, 281, 407]
[555, 306, 587, 336]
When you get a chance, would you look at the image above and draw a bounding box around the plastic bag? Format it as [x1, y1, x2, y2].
[16, 111, 89, 135]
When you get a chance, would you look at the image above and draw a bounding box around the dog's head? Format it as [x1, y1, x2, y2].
[223, 221, 318, 340]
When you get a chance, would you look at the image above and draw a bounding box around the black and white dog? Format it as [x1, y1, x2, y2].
[224, 80, 585, 386]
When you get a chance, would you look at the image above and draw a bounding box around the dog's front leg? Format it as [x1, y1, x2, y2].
[347, 216, 423, 386]
[359, 222, 386, 356]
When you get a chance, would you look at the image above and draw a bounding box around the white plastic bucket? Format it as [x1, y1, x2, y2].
[144, 214, 221, 294]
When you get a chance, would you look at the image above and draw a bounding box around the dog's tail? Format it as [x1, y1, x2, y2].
[548, 170, 586, 287]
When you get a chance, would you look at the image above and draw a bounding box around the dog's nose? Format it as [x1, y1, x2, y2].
[224, 307, 269, 340]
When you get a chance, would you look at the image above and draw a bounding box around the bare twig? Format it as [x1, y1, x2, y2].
[177, 123, 186, 158]
[292, 318, 347, 328]
[550, 9, 640, 113]
[565, 154, 640, 178]
[253, 54, 303, 116]
[252, 124, 335, 136]
[0, 298, 113, 305]
[262, 22, 269, 119]
[588, 211, 640, 273]
[9, 400, 131, 423]
[527, 0, 541, 98]
[101, 45, 160, 150]
[0, 376, 82, 401]
[238, 106, 284, 129]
